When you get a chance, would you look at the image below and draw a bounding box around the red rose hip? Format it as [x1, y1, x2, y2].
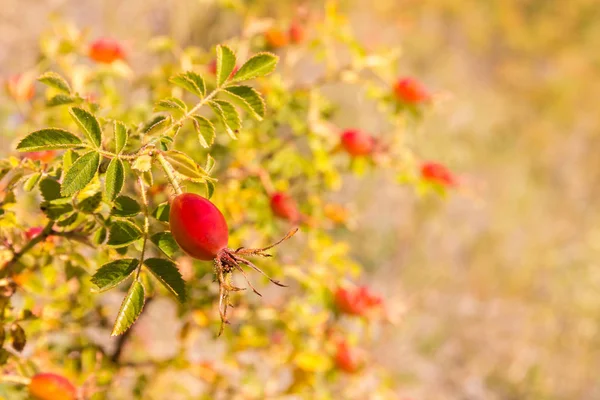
[29, 373, 77, 400]
[270, 192, 300, 223]
[393, 77, 431, 104]
[169, 193, 229, 261]
[168, 192, 297, 335]
[340, 129, 375, 157]
[420, 161, 457, 187]
[89, 38, 125, 64]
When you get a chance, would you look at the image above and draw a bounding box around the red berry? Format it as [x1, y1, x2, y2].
[25, 227, 44, 240]
[5, 74, 35, 101]
[288, 22, 304, 44]
[340, 129, 374, 157]
[334, 285, 382, 316]
[265, 28, 289, 49]
[270, 192, 300, 223]
[22, 150, 56, 163]
[89, 38, 126, 64]
[334, 340, 361, 373]
[393, 77, 430, 104]
[169, 193, 229, 260]
[420, 162, 457, 187]
[29, 373, 77, 400]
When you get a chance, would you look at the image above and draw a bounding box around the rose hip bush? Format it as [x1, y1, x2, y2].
[0, 6, 456, 399]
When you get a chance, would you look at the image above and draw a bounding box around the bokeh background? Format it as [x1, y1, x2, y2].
[2, 0, 600, 398]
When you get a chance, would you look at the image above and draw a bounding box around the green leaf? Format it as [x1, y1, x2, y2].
[163, 150, 208, 182]
[152, 202, 170, 222]
[191, 115, 216, 148]
[62, 150, 79, 171]
[150, 232, 180, 259]
[37, 71, 71, 94]
[233, 52, 278, 82]
[144, 258, 186, 303]
[78, 192, 103, 213]
[155, 97, 187, 116]
[111, 196, 141, 217]
[224, 86, 266, 120]
[47, 94, 75, 107]
[107, 220, 142, 247]
[41, 198, 73, 220]
[16, 129, 82, 152]
[216, 45, 237, 86]
[57, 212, 79, 227]
[131, 154, 152, 172]
[169, 71, 206, 98]
[70, 107, 102, 148]
[23, 173, 41, 192]
[91, 259, 138, 292]
[114, 121, 128, 154]
[205, 154, 216, 174]
[39, 178, 62, 201]
[208, 100, 240, 139]
[111, 281, 145, 336]
[93, 227, 107, 245]
[206, 180, 215, 199]
[61, 151, 100, 196]
[142, 115, 171, 134]
[105, 158, 125, 202]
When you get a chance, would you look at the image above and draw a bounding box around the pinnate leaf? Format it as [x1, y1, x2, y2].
[61, 151, 100, 196]
[70, 107, 102, 148]
[144, 258, 186, 302]
[224, 86, 266, 120]
[91, 259, 138, 292]
[233, 52, 278, 82]
[191, 115, 216, 148]
[105, 158, 124, 201]
[107, 220, 142, 247]
[38, 71, 71, 94]
[111, 281, 145, 336]
[216, 45, 237, 86]
[16, 129, 82, 152]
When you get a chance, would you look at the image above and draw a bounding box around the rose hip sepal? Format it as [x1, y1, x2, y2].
[169, 192, 297, 335]
[29, 373, 77, 400]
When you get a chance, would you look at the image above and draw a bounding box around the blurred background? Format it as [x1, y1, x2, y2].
[2, 0, 600, 398]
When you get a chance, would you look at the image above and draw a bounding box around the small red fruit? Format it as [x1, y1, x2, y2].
[340, 129, 375, 157]
[169, 192, 229, 261]
[5, 74, 35, 101]
[88, 38, 126, 64]
[22, 150, 56, 163]
[29, 373, 77, 400]
[393, 77, 431, 104]
[420, 161, 457, 187]
[288, 22, 304, 44]
[270, 192, 300, 223]
[265, 28, 289, 49]
[169, 192, 296, 334]
[334, 285, 382, 316]
[334, 340, 362, 373]
[25, 227, 44, 240]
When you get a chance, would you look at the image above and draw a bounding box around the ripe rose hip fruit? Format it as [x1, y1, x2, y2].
[169, 192, 297, 334]
[22, 150, 56, 163]
[421, 161, 457, 187]
[29, 373, 77, 400]
[265, 28, 289, 49]
[270, 192, 300, 223]
[88, 38, 126, 64]
[288, 21, 304, 44]
[5, 74, 35, 101]
[393, 77, 431, 104]
[334, 340, 362, 373]
[340, 129, 375, 157]
[334, 285, 382, 316]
